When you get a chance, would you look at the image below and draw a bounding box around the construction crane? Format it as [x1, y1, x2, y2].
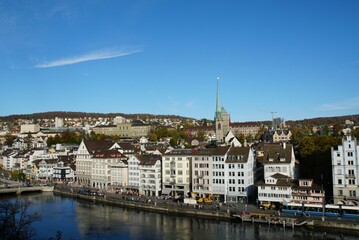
[270, 111, 277, 130]
[258, 109, 278, 130]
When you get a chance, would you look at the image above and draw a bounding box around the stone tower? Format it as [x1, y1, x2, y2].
[215, 78, 230, 143]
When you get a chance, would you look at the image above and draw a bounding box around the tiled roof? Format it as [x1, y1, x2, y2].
[83, 139, 114, 153]
[118, 142, 136, 151]
[261, 143, 293, 164]
[137, 154, 162, 166]
[226, 147, 250, 163]
[92, 149, 127, 159]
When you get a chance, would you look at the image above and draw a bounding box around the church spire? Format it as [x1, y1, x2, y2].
[216, 77, 221, 115]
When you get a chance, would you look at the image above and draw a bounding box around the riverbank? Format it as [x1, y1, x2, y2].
[53, 187, 235, 221]
[53, 186, 359, 231]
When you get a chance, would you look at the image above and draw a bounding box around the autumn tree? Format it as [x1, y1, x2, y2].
[5, 134, 16, 147]
[149, 133, 158, 142]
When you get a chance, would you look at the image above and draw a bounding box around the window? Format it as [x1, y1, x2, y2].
[349, 190, 356, 197]
[338, 190, 343, 196]
[348, 152, 353, 157]
[338, 179, 342, 185]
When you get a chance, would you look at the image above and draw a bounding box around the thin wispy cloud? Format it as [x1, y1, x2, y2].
[35, 47, 141, 68]
[320, 96, 359, 111]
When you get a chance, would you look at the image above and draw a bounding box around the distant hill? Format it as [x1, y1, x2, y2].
[0, 111, 358, 127]
[0, 111, 194, 122]
[287, 114, 359, 126]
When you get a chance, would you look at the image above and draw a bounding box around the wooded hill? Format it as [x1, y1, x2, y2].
[0, 111, 194, 122]
[0, 111, 358, 127]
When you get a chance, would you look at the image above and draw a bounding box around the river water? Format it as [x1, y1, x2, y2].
[1, 192, 359, 240]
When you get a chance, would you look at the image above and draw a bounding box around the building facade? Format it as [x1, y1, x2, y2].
[138, 155, 162, 197]
[332, 135, 359, 205]
[162, 149, 192, 197]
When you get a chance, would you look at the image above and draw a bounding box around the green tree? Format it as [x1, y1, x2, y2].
[154, 126, 169, 140]
[352, 128, 359, 140]
[255, 127, 266, 140]
[197, 130, 206, 142]
[297, 135, 341, 199]
[237, 134, 245, 145]
[246, 134, 254, 143]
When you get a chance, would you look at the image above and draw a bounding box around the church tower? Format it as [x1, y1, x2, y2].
[215, 78, 230, 143]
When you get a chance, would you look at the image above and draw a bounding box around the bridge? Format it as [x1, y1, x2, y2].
[0, 186, 54, 195]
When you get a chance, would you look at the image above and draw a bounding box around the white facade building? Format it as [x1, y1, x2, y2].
[138, 155, 162, 197]
[257, 173, 293, 206]
[128, 155, 141, 192]
[20, 124, 40, 134]
[332, 135, 359, 204]
[110, 161, 129, 189]
[256, 143, 297, 207]
[76, 140, 114, 186]
[91, 149, 127, 189]
[225, 146, 256, 203]
[55, 117, 64, 128]
[162, 149, 192, 197]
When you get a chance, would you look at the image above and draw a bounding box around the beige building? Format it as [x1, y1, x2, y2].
[93, 120, 151, 138]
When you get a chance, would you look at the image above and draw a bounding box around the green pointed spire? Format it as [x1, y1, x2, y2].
[216, 77, 221, 117]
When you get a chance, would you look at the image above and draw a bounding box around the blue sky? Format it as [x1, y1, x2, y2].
[1, 0, 359, 122]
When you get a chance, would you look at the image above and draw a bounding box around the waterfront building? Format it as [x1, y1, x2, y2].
[53, 161, 75, 183]
[36, 159, 58, 180]
[138, 154, 162, 197]
[224, 146, 256, 203]
[127, 155, 141, 193]
[331, 135, 359, 205]
[192, 147, 227, 198]
[76, 139, 114, 186]
[291, 179, 325, 205]
[91, 149, 128, 189]
[162, 149, 192, 197]
[256, 142, 298, 207]
[257, 173, 293, 207]
[109, 159, 128, 189]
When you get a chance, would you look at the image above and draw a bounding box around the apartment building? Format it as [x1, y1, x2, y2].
[91, 149, 128, 189]
[332, 135, 359, 205]
[76, 139, 114, 186]
[162, 149, 192, 197]
[138, 155, 162, 197]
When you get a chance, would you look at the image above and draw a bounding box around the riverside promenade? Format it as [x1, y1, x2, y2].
[53, 184, 359, 231]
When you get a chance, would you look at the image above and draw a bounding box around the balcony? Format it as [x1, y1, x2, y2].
[169, 178, 176, 184]
[346, 174, 356, 179]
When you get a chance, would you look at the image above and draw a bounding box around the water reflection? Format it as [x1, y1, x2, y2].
[1, 193, 358, 240]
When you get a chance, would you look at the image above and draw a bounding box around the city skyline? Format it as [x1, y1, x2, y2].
[1, 1, 359, 122]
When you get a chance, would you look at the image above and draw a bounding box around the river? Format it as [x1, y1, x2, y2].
[1, 192, 358, 240]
